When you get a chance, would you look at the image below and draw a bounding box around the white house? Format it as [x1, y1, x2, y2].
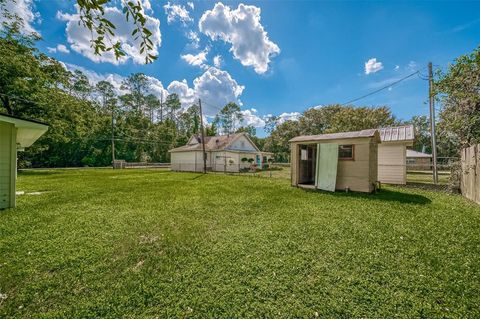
[378, 125, 415, 185]
[0, 113, 48, 209]
[169, 133, 272, 173]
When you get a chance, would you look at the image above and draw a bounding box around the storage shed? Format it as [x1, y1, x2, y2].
[0, 113, 48, 209]
[378, 125, 414, 185]
[289, 129, 381, 193]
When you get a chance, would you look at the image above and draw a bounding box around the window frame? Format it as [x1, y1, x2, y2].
[338, 144, 355, 161]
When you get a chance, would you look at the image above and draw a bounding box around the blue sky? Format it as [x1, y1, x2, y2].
[6, 0, 480, 136]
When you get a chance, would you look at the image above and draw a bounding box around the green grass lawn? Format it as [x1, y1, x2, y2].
[1, 169, 479, 318]
[406, 171, 451, 185]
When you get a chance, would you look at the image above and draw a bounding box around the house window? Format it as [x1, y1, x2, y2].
[338, 145, 354, 160]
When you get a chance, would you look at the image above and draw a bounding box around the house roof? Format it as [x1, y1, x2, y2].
[407, 149, 432, 158]
[289, 129, 379, 143]
[0, 113, 48, 148]
[169, 133, 260, 153]
[379, 125, 414, 142]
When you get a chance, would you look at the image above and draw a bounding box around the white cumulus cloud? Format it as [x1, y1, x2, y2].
[164, 2, 193, 25]
[213, 55, 222, 68]
[277, 112, 301, 124]
[47, 44, 70, 54]
[365, 58, 383, 75]
[57, 5, 161, 65]
[167, 79, 196, 107]
[181, 48, 209, 68]
[64, 63, 246, 118]
[0, 0, 39, 35]
[199, 2, 280, 74]
[186, 30, 200, 48]
[193, 67, 245, 115]
[240, 108, 266, 128]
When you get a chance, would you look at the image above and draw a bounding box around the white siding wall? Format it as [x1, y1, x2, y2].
[378, 144, 406, 185]
[171, 152, 199, 172]
[212, 151, 258, 172]
[227, 135, 257, 151]
[171, 151, 213, 172]
[0, 122, 15, 209]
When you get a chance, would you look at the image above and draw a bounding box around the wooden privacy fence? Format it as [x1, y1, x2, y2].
[461, 144, 480, 204]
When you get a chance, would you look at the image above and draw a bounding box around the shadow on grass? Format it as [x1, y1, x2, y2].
[305, 188, 432, 205]
[404, 182, 451, 192]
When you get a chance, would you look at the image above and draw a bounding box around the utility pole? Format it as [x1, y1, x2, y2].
[160, 93, 163, 122]
[198, 98, 207, 174]
[111, 107, 116, 169]
[428, 62, 438, 184]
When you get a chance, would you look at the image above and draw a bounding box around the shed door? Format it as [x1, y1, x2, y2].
[315, 143, 338, 192]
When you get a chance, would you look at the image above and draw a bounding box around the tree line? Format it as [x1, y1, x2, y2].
[0, 26, 254, 167]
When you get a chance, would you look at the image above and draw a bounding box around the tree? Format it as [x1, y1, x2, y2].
[165, 93, 181, 122]
[120, 73, 149, 113]
[0, 25, 68, 115]
[435, 46, 480, 148]
[236, 125, 256, 136]
[327, 106, 395, 133]
[298, 105, 342, 135]
[264, 115, 279, 134]
[69, 70, 93, 100]
[405, 115, 431, 153]
[177, 104, 200, 137]
[205, 122, 218, 136]
[215, 102, 244, 135]
[75, 0, 156, 64]
[263, 120, 301, 162]
[95, 80, 116, 112]
[144, 94, 160, 122]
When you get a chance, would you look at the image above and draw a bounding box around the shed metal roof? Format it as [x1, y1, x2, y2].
[406, 149, 432, 158]
[289, 129, 379, 143]
[379, 125, 414, 142]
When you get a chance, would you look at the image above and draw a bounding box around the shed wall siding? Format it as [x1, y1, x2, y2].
[0, 122, 15, 209]
[291, 137, 377, 193]
[378, 144, 406, 184]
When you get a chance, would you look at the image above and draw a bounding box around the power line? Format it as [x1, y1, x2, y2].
[341, 70, 422, 106]
[0, 92, 42, 106]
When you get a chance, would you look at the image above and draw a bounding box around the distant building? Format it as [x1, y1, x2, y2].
[406, 149, 432, 171]
[169, 133, 272, 173]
